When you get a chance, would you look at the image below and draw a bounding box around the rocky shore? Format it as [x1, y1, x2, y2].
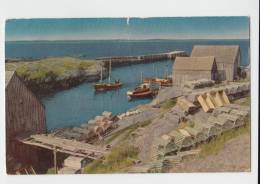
[5, 57, 108, 95]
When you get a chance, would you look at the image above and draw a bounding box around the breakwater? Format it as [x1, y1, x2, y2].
[96, 51, 188, 67]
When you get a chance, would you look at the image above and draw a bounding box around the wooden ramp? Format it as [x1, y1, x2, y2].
[19, 134, 107, 160]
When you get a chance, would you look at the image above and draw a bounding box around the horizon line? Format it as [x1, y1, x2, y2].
[5, 38, 250, 42]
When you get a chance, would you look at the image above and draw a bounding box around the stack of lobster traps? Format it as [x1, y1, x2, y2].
[210, 104, 250, 131]
[156, 103, 250, 158]
[51, 111, 119, 143]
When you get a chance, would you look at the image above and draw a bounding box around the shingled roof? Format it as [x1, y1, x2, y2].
[191, 45, 240, 64]
[174, 56, 216, 71]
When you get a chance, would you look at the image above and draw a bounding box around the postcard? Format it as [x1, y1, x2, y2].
[5, 17, 251, 175]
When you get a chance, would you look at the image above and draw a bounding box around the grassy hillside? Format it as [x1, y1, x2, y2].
[5, 57, 96, 81]
[83, 144, 139, 173]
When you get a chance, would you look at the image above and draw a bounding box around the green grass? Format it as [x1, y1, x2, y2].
[199, 118, 250, 157]
[83, 144, 139, 173]
[160, 99, 177, 110]
[105, 120, 152, 144]
[6, 57, 96, 81]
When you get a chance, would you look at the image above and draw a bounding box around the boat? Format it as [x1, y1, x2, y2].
[94, 82, 122, 91]
[144, 77, 172, 87]
[94, 61, 123, 91]
[143, 66, 172, 87]
[127, 72, 160, 100]
[158, 78, 173, 87]
[127, 83, 155, 100]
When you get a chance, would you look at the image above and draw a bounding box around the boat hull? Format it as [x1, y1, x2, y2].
[127, 90, 156, 100]
[94, 83, 122, 91]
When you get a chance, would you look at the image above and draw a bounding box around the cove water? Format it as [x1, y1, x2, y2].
[5, 39, 250, 130]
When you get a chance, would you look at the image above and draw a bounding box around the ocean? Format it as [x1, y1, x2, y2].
[5, 39, 250, 130]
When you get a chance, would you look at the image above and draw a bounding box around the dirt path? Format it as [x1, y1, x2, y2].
[171, 134, 251, 172]
[133, 113, 179, 163]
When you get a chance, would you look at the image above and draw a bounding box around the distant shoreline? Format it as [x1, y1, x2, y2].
[5, 38, 250, 43]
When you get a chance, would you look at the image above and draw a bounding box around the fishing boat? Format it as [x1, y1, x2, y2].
[94, 61, 122, 91]
[144, 77, 172, 87]
[143, 65, 172, 87]
[127, 83, 154, 100]
[157, 78, 173, 87]
[127, 72, 158, 100]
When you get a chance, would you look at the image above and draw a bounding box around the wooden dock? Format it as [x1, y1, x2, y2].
[19, 134, 107, 160]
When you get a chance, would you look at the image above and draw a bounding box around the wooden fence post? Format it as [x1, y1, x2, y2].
[53, 147, 57, 174]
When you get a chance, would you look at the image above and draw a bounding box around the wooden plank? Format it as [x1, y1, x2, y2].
[205, 94, 215, 109]
[213, 91, 225, 107]
[19, 134, 106, 159]
[21, 139, 98, 159]
[197, 95, 211, 112]
[220, 90, 230, 104]
[30, 135, 106, 154]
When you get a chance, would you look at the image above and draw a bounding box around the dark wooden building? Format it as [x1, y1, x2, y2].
[172, 56, 218, 86]
[5, 71, 47, 173]
[191, 45, 241, 81]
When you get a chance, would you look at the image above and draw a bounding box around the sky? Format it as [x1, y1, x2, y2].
[5, 17, 249, 41]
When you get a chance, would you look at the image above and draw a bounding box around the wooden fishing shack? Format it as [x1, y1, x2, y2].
[191, 45, 241, 81]
[5, 71, 47, 173]
[172, 56, 218, 86]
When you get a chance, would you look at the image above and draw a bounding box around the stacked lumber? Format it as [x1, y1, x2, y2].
[197, 90, 230, 112]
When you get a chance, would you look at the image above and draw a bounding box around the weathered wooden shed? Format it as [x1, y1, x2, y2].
[172, 56, 218, 86]
[5, 71, 47, 173]
[191, 45, 241, 81]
